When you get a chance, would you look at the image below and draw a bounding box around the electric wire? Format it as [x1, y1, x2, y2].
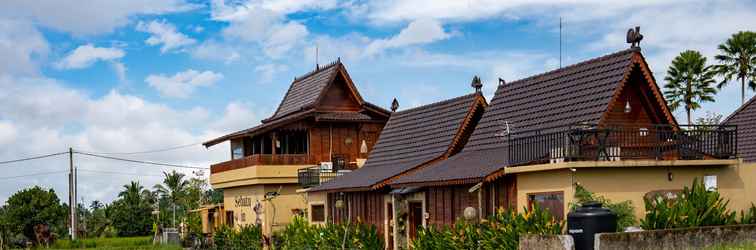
[77, 169, 164, 177]
[0, 152, 68, 165]
[0, 170, 68, 180]
[75, 142, 203, 155]
[74, 151, 207, 169]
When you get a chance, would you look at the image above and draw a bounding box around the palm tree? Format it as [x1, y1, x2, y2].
[664, 50, 718, 124]
[715, 31, 756, 104]
[153, 170, 188, 228]
[119, 181, 145, 205]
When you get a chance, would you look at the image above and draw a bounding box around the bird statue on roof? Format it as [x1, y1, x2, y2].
[391, 98, 399, 112]
[626, 26, 643, 48]
[471, 75, 483, 93]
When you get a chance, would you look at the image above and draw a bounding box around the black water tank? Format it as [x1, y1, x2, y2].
[567, 202, 617, 250]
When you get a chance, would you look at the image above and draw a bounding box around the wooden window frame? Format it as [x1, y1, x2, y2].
[309, 203, 326, 223]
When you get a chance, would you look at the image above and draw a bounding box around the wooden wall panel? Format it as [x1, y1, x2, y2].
[327, 191, 387, 236]
[425, 185, 479, 227]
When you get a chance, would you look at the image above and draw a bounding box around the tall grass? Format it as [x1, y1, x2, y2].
[50, 236, 181, 250]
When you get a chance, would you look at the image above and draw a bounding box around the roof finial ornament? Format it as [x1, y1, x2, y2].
[471, 75, 483, 93]
[391, 98, 399, 112]
[626, 26, 643, 48]
[498, 78, 506, 86]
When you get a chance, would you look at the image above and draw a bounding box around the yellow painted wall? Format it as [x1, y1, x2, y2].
[222, 184, 307, 236]
[306, 191, 328, 225]
[516, 161, 756, 223]
[210, 165, 313, 188]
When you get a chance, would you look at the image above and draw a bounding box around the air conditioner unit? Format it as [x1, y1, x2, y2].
[319, 162, 333, 171]
[550, 147, 565, 164]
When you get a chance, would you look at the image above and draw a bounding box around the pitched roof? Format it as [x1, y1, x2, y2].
[392, 48, 658, 186]
[723, 95, 756, 162]
[310, 93, 485, 192]
[203, 60, 389, 147]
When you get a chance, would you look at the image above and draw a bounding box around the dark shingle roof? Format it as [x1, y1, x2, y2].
[311, 93, 483, 191]
[723, 95, 756, 162]
[316, 112, 375, 122]
[267, 63, 343, 121]
[391, 48, 640, 186]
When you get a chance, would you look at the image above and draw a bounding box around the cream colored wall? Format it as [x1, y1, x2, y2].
[222, 184, 308, 236]
[515, 162, 756, 223]
[306, 191, 327, 225]
[210, 165, 312, 188]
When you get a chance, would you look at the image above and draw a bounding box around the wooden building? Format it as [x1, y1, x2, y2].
[723, 95, 756, 162]
[307, 88, 487, 248]
[202, 59, 390, 236]
[387, 45, 753, 250]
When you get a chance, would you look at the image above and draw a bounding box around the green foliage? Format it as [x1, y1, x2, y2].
[664, 50, 718, 124]
[714, 31, 756, 103]
[740, 204, 756, 225]
[2, 186, 67, 243]
[213, 224, 263, 250]
[641, 179, 737, 230]
[273, 216, 384, 250]
[571, 184, 636, 231]
[412, 205, 563, 250]
[108, 182, 154, 237]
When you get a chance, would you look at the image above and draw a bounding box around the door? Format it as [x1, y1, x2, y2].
[407, 202, 423, 240]
[386, 202, 394, 250]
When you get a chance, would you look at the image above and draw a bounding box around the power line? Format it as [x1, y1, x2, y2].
[74, 151, 207, 170]
[78, 169, 164, 177]
[0, 170, 68, 180]
[75, 142, 203, 155]
[0, 152, 68, 165]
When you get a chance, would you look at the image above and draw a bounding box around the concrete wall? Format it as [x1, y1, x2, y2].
[210, 165, 309, 188]
[595, 224, 756, 250]
[519, 234, 574, 250]
[222, 184, 306, 236]
[515, 161, 756, 221]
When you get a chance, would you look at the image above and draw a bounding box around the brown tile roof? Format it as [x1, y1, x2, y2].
[723, 95, 756, 162]
[266, 62, 345, 121]
[310, 93, 484, 192]
[391, 48, 641, 186]
[203, 60, 389, 147]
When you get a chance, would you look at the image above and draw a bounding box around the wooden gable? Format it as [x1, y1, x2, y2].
[600, 52, 678, 127]
[315, 70, 363, 112]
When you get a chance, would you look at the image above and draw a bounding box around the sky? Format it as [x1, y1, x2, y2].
[1, 0, 755, 205]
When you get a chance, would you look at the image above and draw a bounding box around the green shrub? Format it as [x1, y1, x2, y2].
[213, 224, 263, 250]
[741, 204, 756, 224]
[641, 178, 737, 230]
[571, 184, 636, 231]
[273, 216, 383, 250]
[412, 205, 563, 250]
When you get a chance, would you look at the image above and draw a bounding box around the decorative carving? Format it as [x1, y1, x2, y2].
[471, 75, 483, 93]
[391, 98, 399, 112]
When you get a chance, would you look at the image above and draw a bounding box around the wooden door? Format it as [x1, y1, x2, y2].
[386, 202, 394, 250]
[407, 202, 423, 240]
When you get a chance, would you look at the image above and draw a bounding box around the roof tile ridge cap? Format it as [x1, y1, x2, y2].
[505, 48, 637, 87]
[292, 59, 341, 82]
[393, 93, 478, 115]
[723, 94, 756, 124]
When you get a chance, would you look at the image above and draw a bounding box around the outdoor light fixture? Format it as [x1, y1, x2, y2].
[624, 100, 632, 113]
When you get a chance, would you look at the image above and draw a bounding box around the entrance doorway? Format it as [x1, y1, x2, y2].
[386, 202, 394, 250]
[407, 202, 423, 240]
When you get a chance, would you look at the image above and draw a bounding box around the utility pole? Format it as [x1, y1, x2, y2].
[68, 148, 77, 240]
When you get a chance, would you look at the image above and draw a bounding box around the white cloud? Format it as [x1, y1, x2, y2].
[254, 63, 289, 84]
[190, 40, 242, 63]
[55, 44, 124, 70]
[136, 20, 196, 53]
[0, 0, 199, 36]
[365, 19, 451, 56]
[146, 69, 223, 98]
[0, 18, 49, 76]
[111, 62, 127, 82]
[0, 121, 17, 145]
[210, 102, 260, 132]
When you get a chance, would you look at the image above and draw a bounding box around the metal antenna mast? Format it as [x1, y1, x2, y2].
[559, 17, 562, 68]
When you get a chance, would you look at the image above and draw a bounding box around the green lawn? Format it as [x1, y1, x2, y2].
[707, 242, 756, 250]
[48, 236, 182, 250]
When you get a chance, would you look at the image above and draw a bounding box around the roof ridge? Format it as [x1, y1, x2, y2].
[505, 47, 638, 86]
[395, 92, 479, 115]
[724, 94, 756, 124]
[293, 59, 341, 82]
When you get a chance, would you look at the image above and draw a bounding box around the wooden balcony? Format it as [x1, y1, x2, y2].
[210, 154, 315, 174]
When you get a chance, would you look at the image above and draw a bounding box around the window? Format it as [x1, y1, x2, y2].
[527, 191, 564, 220]
[275, 130, 308, 154]
[311, 204, 325, 222]
[226, 211, 235, 227]
[231, 141, 243, 160]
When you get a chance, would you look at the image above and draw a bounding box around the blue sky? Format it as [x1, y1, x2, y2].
[1, 0, 755, 204]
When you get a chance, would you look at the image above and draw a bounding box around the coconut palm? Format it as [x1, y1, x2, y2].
[153, 170, 188, 228]
[715, 31, 756, 104]
[119, 181, 145, 205]
[664, 50, 718, 124]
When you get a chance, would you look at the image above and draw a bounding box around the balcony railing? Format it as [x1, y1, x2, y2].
[298, 166, 350, 188]
[211, 154, 315, 174]
[506, 124, 737, 166]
